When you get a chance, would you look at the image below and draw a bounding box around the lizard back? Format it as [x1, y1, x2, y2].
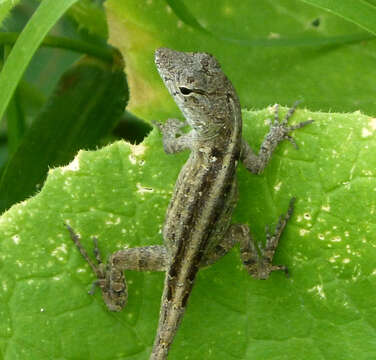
[153, 48, 243, 359]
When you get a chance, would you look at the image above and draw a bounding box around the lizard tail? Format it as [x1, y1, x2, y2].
[149, 284, 187, 360]
[150, 258, 199, 360]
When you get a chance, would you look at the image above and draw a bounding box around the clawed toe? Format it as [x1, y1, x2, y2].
[270, 102, 313, 149]
[284, 135, 298, 149]
[152, 120, 163, 131]
[282, 100, 301, 125]
[271, 264, 289, 277]
[287, 119, 314, 132]
[92, 237, 103, 264]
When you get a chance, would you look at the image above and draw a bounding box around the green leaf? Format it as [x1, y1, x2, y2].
[0, 0, 79, 126]
[105, 0, 376, 118]
[1, 107, 375, 359]
[299, 0, 376, 35]
[0, 54, 128, 213]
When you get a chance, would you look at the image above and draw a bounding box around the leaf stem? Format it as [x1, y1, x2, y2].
[0, 32, 115, 63]
[3, 45, 25, 156]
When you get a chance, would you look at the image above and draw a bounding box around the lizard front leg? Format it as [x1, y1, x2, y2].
[241, 102, 313, 174]
[66, 224, 168, 311]
[153, 118, 192, 154]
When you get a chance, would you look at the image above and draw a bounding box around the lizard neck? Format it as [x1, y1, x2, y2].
[192, 121, 242, 158]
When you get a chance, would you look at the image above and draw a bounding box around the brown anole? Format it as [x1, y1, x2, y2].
[66, 47, 313, 359]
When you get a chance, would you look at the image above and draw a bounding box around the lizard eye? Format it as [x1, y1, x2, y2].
[179, 87, 193, 95]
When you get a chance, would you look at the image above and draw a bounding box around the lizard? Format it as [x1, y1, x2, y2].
[66, 47, 313, 360]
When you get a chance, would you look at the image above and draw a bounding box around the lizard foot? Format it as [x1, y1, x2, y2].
[268, 101, 313, 149]
[65, 224, 127, 312]
[247, 198, 295, 279]
[153, 118, 188, 137]
[153, 118, 191, 154]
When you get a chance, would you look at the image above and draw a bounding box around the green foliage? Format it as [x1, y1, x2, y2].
[0, 0, 21, 26]
[1, 0, 376, 359]
[0, 0, 80, 124]
[0, 0, 125, 209]
[0, 54, 128, 213]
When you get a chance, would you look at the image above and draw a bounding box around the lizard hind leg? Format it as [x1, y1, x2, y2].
[66, 224, 127, 312]
[209, 198, 295, 280]
[66, 224, 169, 312]
[240, 197, 295, 279]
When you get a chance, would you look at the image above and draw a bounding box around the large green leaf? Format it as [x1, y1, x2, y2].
[1, 107, 375, 359]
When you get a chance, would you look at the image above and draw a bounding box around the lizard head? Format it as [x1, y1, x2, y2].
[155, 48, 237, 138]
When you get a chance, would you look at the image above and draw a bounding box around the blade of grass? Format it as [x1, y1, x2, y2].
[0, 0, 79, 127]
[299, 0, 376, 35]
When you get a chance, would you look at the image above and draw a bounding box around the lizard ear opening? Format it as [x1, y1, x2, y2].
[179, 87, 193, 95]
